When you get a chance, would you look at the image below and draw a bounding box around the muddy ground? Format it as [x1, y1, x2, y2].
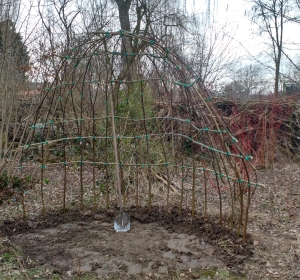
[0, 206, 252, 279]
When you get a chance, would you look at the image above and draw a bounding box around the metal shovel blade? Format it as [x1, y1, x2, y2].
[114, 211, 130, 232]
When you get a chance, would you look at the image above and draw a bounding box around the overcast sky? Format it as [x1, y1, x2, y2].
[190, 0, 300, 59]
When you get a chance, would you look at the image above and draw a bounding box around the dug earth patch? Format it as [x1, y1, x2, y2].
[1, 208, 253, 277]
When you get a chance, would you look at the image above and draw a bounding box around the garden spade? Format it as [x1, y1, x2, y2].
[110, 95, 130, 232]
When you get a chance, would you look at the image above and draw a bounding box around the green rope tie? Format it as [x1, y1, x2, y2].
[79, 161, 84, 165]
[65, 55, 71, 59]
[49, 120, 53, 125]
[119, 30, 124, 37]
[237, 179, 243, 183]
[19, 166, 23, 170]
[93, 51, 99, 56]
[41, 165, 46, 169]
[149, 40, 155, 45]
[245, 156, 252, 161]
[42, 141, 49, 145]
[105, 32, 111, 38]
[63, 162, 67, 166]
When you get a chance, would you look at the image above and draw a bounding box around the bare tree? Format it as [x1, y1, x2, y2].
[185, 22, 237, 89]
[250, 0, 292, 97]
[223, 64, 269, 99]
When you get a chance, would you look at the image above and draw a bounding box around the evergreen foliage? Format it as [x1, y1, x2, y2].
[0, 19, 29, 80]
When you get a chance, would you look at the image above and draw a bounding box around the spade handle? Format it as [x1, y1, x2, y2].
[110, 97, 123, 211]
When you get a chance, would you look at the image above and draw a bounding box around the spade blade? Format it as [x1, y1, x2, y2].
[114, 211, 130, 232]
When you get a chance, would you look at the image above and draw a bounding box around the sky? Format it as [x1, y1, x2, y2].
[190, 0, 300, 59]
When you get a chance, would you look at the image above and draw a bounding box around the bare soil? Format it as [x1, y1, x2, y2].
[1, 206, 252, 279]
